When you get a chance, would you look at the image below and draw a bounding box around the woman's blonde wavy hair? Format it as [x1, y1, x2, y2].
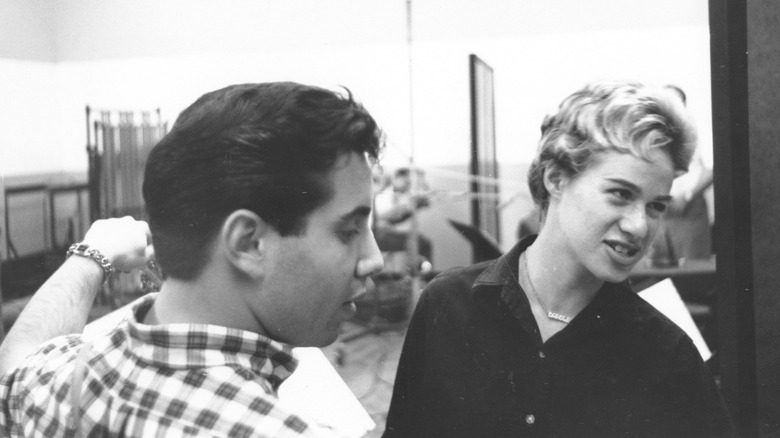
[527, 80, 697, 216]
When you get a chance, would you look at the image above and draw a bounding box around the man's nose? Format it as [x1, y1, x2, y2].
[356, 230, 384, 277]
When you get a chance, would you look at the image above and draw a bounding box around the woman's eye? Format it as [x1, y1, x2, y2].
[648, 202, 668, 214]
[610, 189, 632, 202]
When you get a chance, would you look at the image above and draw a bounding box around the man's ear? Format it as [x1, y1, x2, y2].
[219, 209, 270, 279]
[542, 165, 569, 200]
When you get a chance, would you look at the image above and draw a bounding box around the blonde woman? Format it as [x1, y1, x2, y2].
[384, 81, 734, 438]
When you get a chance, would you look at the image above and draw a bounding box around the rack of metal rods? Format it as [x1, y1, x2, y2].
[86, 106, 167, 222]
[85, 106, 167, 307]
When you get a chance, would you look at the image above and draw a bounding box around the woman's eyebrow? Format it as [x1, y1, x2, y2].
[605, 177, 673, 202]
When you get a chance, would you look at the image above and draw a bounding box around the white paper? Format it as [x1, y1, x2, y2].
[637, 278, 712, 361]
[280, 347, 376, 438]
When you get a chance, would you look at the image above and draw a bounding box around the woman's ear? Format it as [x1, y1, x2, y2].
[542, 165, 568, 199]
[219, 209, 269, 278]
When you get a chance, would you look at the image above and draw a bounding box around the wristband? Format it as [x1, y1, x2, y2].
[66, 243, 114, 283]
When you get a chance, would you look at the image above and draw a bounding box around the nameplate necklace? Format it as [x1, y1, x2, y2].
[520, 251, 573, 324]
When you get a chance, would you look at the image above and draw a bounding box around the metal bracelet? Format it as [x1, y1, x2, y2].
[66, 243, 114, 283]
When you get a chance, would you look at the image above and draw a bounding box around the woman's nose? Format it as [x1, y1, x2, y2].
[619, 205, 649, 240]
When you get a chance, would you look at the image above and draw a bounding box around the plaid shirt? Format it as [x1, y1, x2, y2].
[0, 294, 334, 437]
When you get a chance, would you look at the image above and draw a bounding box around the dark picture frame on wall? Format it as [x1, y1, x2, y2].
[469, 54, 500, 262]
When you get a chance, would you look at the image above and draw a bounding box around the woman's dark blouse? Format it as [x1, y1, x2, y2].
[383, 236, 734, 438]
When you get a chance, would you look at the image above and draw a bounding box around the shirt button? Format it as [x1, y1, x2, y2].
[525, 414, 536, 425]
[538, 351, 546, 359]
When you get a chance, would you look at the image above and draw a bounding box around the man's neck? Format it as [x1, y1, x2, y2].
[145, 276, 266, 336]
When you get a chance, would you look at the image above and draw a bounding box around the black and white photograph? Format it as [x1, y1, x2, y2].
[0, 1, 776, 436]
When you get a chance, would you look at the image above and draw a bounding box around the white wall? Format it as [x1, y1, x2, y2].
[0, 0, 712, 268]
[0, 0, 55, 61]
[0, 59, 60, 175]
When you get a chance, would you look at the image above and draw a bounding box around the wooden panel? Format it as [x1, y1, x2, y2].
[746, 1, 780, 434]
[710, 0, 780, 435]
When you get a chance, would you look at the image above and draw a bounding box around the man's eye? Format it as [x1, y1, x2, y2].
[337, 229, 360, 242]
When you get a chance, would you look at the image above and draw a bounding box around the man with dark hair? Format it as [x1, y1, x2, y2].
[0, 82, 385, 436]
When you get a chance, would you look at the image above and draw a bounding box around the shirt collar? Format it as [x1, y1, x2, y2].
[121, 294, 298, 392]
[472, 235, 535, 294]
[470, 235, 639, 331]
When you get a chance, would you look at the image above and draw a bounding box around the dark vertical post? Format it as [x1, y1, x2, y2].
[0, 178, 5, 341]
[710, 0, 780, 436]
[469, 54, 481, 242]
[745, 1, 780, 434]
[86, 106, 100, 223]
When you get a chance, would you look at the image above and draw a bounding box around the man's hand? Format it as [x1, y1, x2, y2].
[82, 217, 154, 272]
[0, 217, 155, 377]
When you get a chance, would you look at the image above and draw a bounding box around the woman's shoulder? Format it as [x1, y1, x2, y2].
[592, 285, 707, 378]
[604, 284, 695, 348]
[423, 260, 495, 298]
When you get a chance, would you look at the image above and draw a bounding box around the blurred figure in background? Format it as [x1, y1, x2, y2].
[648, 84, 714, 265]
[374, 167, 433, 269]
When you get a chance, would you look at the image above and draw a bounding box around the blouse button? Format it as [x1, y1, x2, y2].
[538, 351, 546, 359]
[525, 414, 536, 425]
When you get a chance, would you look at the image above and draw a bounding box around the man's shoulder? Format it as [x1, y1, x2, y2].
[1, 326, 133, 399]
[4, 334, 83, 380]
[130, 367, 327, 437]
[0, 314, 327, 437]
[0, 333, 86, 435]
